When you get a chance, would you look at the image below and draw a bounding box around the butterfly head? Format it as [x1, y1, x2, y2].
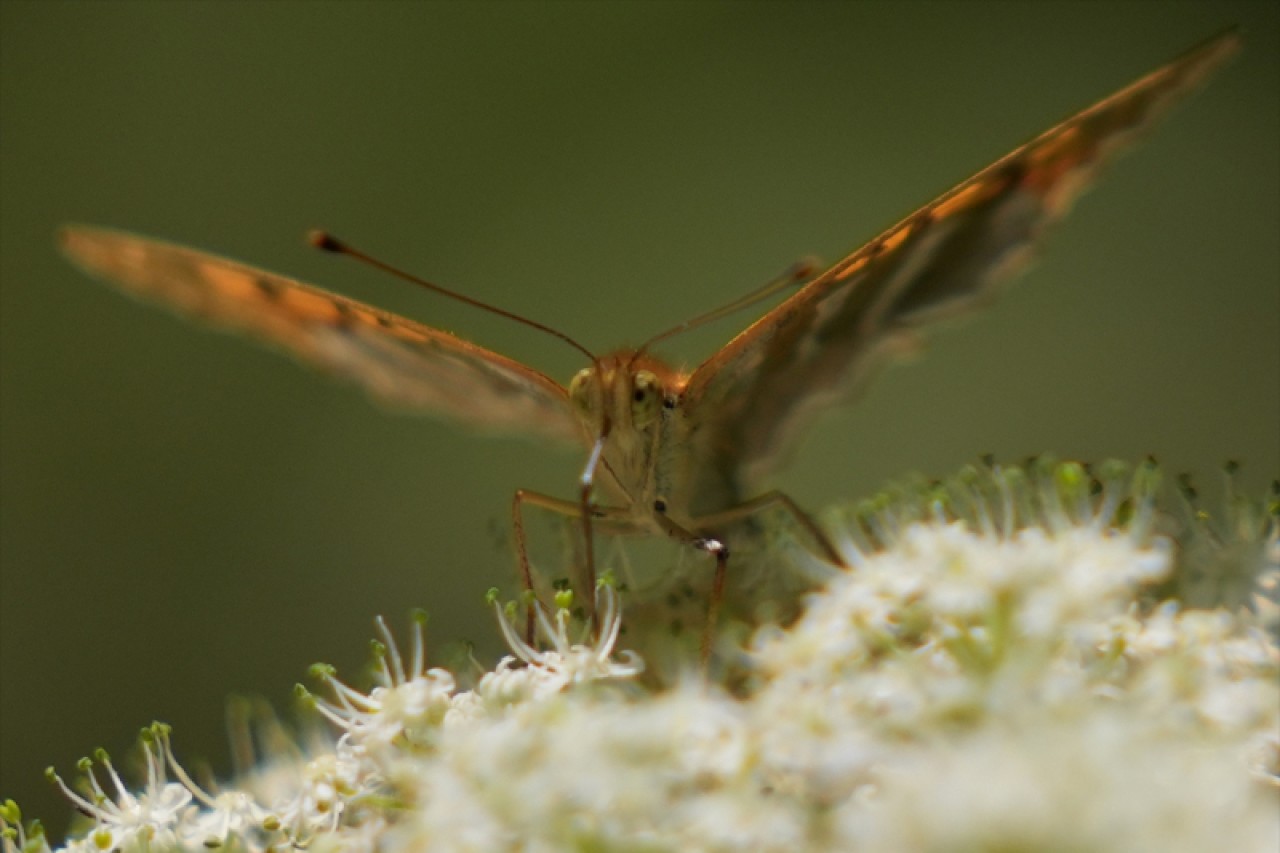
[568, 352, 681, 439]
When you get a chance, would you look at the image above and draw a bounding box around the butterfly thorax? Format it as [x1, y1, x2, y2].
[568, 351, 702, 532]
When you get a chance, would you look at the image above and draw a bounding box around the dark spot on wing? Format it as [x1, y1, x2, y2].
[254, 277, 282, 301]
[333, 301, 356, 329]
[999, 156, 1027, 189]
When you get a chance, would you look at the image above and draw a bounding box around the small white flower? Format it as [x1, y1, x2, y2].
[840, 713, 1280, 852]
[44, 732, 190, 852]
[270, 741, 370, 843]
[485, 583, 644, 701]
[307, 610, 458, 752]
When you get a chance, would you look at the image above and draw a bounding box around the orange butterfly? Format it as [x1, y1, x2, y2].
[60, 31, 1239, 657]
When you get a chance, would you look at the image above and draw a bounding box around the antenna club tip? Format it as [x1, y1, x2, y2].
[307, 229, 345, 253]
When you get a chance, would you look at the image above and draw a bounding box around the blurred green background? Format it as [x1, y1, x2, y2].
[2, 0, 1276, 837]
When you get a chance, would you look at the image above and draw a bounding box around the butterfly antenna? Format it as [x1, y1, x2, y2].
[310, 230, 597, 364]
[630, 256, 820, 364]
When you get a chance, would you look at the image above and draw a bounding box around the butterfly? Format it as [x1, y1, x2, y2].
[60, 31, 1239, 658]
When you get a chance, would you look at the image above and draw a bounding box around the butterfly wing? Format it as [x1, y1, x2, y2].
[60, 226, 585, 445]
[678, 30, 1239, 511]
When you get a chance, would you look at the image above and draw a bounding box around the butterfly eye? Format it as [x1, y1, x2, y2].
[569, 367, 596, 413]
[631, 370, 661, 428]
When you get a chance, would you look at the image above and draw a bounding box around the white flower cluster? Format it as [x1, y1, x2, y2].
[5, 460, 1277, 852]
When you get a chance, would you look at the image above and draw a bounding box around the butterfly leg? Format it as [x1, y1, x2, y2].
[649, 507, 730, 667]
[677, 492, 846, 668]
[576, 435, 609, 634]
[511, 488, 632, 644]
[693, 490, 847, 568]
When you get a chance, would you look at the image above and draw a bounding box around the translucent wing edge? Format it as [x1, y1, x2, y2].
[684, 28, 1241, 404]
[59, 224, 584, 445]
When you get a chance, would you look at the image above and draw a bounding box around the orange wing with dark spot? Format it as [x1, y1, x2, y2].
[60, 225, 585, 445]
[680, 29, 1239, 509]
